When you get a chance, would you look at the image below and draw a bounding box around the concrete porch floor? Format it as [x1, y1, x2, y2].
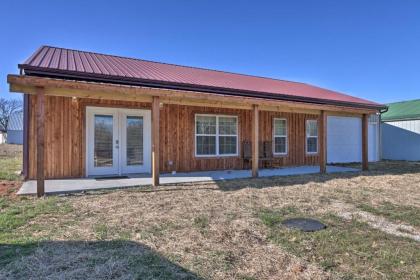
[18, 165, 359, 195]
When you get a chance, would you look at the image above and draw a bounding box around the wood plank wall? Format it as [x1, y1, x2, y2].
[28, 95, 319, 179]
[28, 95, 150, 179]
[259, 110, 320, 167]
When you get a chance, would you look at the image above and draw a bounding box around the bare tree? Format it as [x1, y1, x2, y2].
[0, 98, 23, 132]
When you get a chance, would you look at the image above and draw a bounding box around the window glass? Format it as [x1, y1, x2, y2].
[307, 137, 318, 153]
[306, 120, 318, 137]
[219, 117, 237, 135]
[196, 116, 216, 134]
[306, 120, 318, 153]
[94, 115, 113, 167]
[274, 119, 287, 136]
[126, 116, 143, 166]
[273, 119, 287, 154]
[196, 135, 216, 155]
[274, 137, 286, 154]
[195, 115, 237, 156]
[219, 136, 237, 154]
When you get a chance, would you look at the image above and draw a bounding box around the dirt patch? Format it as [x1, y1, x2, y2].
[0, 181, 21, 197]
[330, 201, 420, 241]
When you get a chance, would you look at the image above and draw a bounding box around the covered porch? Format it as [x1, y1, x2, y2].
[8, 74, 375, 197]
[18, 165, 359, 195]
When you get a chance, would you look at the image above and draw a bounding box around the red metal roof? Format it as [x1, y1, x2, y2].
[19, 46, 383, 109]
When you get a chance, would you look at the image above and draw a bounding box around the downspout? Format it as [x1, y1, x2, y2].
[378, 106, 389, 161]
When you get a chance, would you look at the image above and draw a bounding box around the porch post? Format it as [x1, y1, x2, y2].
[319, 110, 327, 174]
[152, 96, 160, 186]
[36, 87, 45, 197]
[362, 113, 369, 171]
[252, 104, 259, 177]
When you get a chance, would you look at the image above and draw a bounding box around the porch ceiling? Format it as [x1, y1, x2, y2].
[8, 74, 378, 116]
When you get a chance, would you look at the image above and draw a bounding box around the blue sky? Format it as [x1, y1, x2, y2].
[0, 0, 419, 103]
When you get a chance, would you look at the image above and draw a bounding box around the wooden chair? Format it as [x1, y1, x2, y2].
[242, 140, 274, 168]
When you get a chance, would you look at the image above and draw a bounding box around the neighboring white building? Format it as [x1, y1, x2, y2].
[327, 114, 380, 163]
[0, 131, 6, 144]
[381, 99, 420, 161]
[7, 111, 23, 144]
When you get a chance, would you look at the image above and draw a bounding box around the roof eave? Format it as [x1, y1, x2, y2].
[20, 65, 386, 111]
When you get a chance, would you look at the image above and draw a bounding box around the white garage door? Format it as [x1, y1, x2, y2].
[327, 116, 379, 163]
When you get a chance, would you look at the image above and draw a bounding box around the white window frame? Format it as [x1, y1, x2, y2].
[273, 118, 288, 155]
[195, 114, 238, 157]
[306, 119, 318, 155]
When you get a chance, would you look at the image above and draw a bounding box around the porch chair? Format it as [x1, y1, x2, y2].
[242, 140, 274, 168]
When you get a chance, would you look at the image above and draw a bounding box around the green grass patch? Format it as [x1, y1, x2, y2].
[258, 206, 298, 227]
[257, 208, 420, 279]
[93, 223, 109, 240]
[0, 156, 22, 181]
[193, 215, 209, 230]
[0, 197, 73, 267]
[0, 197, 72, 244]
[358, 201, 420, 227]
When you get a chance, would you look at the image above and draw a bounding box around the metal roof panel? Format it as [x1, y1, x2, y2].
[19, 46, 384, 108]
[382, 99, 420, 121]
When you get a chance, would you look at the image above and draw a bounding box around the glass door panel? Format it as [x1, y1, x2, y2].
[121, 111, 150, 174]
[126, 116, 143, 166]
[94, 115, 114, 167]
[87, 107, 151, 176]
[86, 107, 119, 176]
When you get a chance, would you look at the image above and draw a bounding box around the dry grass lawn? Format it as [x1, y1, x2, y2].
[0, 144, 22, 182]
[1, 159, 420, 279]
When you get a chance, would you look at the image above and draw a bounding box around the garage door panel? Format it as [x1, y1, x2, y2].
[327, 116, 378, 163]
[327, 116, 362, 163]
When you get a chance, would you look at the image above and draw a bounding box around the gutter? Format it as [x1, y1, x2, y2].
[20, 66, 386, 111]
[379, 107, 389, 115]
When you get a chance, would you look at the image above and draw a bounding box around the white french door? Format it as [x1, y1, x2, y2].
[86, 107, 151, 176]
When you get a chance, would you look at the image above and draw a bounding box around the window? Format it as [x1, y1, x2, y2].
[306, 120, 318, 154]
[195, 115, 238, 156]
[273, 118, 287, 155]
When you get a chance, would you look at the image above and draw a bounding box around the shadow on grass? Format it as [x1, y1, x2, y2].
[0, 240, 201, 280]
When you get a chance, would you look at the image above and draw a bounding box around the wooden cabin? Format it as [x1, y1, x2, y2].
[8, 46, 386, 196]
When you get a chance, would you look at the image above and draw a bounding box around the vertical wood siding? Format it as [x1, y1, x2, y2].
[28, 95, 319, 179]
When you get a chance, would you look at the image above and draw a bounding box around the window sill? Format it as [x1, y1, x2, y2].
[273, 153, 288, 157]
[195, 154, 239, 159]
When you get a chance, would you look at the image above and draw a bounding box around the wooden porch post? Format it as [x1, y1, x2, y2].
[152, 96, 160, 186]
[362, 113, 369, 171]
[252, 104, 259, 177]
[319, 110, 327, 174]
[36, 87, 45, 197]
